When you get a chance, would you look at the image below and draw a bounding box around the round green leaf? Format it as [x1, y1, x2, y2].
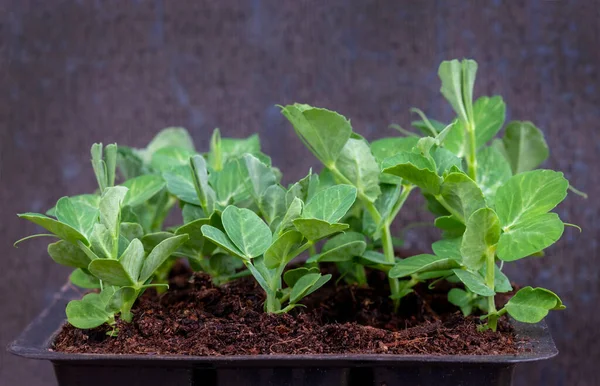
[222, 206, 272, 259]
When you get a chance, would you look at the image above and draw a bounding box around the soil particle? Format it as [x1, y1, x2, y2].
[53, 263, 520, 356]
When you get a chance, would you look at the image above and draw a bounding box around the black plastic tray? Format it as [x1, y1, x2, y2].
[8, 285, 558, 386]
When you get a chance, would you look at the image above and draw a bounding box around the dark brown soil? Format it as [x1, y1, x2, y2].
[53, 262, 520, 356]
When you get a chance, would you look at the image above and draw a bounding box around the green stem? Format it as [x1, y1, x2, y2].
[389, 185, 414, 221]
[382, 223, 401, 310]
[329, 165, 382, 224]
[485, 249, 498, 331]
[466, 121, 478, 181]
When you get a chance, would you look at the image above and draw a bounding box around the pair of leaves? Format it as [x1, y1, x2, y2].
[502, 287, 565, 323]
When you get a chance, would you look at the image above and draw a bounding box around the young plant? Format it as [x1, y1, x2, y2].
[382, 58, 574, 330]
[281, 104, 422, 308]
[200, 183, 357, 313]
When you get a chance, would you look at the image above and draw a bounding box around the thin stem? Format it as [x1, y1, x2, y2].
[388, 185, 414, 222]
[13, 233, 58, 247]
[466, 121, 478, 181]
[389, 123, 419, 137]
[382, 223, 401, 311]
[485, 249, 498, 331]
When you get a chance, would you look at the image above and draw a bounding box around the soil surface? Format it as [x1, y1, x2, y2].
[53, 262, 520, 356]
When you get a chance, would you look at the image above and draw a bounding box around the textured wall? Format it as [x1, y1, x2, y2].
[1, 1, 598, 385]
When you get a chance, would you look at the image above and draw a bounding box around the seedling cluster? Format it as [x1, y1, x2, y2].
[17, 59, 576, 333]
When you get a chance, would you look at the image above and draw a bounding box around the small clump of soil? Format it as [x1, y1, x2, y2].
[53, 262, 520, 356]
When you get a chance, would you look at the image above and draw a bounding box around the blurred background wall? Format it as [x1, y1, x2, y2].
[1, 1, 598, 385]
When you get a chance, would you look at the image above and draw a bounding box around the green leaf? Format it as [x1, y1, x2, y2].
[286, 170, 319, 206]
[302, 185, 357, 223]
[283, 267, 320, 288]
[431, 237, 462, 260]
[222, 206, 272, 259]
[476, 146, 512, 204]
[69, 268, 101, 289]
[190, 155, 216, 214]
[290, 273, 321, 303]
[139, 234, 189, 283]
[452, 269, 495, 296]
[120, 222, 144, 241]
[182, 204, 205, 224]
[150, 147, 195, 173]
[431, 147, 463, 176]
[438, 172, 486, 222]
[438, 59, 477, 124]
[498, 121, 549, 174]
[201, 225, 244, 258]
[119, 238, 145, 281]
[175, 217, 216, 258]
[140, 232, 174, 252]
[260, 185, 286, 225]
[310, 232, 367, 263]
[211, 160, 250, 206]
[243, 154, 278, 203]
[88, 259, 135, 287]
[99, 186, 128, 237]
[122, 175, 166, 207]
[497, 213, 564, 262]
[363, 184, 400, 238]
[163, 165, 201, 206]
[274, 197, 303, 236]
[90, 224, 114, 259]
[334, 138, 381, 202]
[484, 264, 513, 293]
[389, 254, 460, 278]
[495, 170, 568, 228]
[264, 230, 304, 269]
[91, 143, 108, 192]
[48, 240, 91, 268]
[66, 293, 114, 329]
[382, 152, 441, 193]
[292, 218, 348, 241]
[281, 104, 352, 167]
[244, 258, 273, 294]
[207, 128, 223, 171]
[18, 213, 88, 246]
[448, 288, 474, 316]
[434, 216, 465, 238]
[505, 287, 565, 323]
[141, 127, 195, 164]
[460, 208, 500, 270]
[55, 197, 98, 239]
[117, 146, 145, 180]
[371, 137, 420, 163]
[444, 96, 506, 155]
[219, 134, 261, 164]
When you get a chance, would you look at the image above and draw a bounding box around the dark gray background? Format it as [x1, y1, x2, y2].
[1, 1, 598, 385]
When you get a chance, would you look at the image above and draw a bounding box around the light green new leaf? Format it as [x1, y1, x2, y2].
[201, 225, 244, 258]
[452, 269, 495, 296]
[444, 96, 506, 155]
[281, 104, 352, 167]
[140, 232, 174, 252]
[175, 217, 216, 258]
[264, 230, 304, 269]
[122, 175, 166, 207]
[334, 138, 381, 202]
[274, 197, 303, 236]
[505, 287, 565, 323]
[285, 170, 319, 206]
[495, 169, 568, 228]
[382, 152, 441, 193]
[99, 186, 128, 237]
[432, 147, 463, 176]
[292, 218, 348, 241]
[220, 134, 261, 163]
[150, 147, 195, 173]
[363, 184, 400, 237]
[438, 172, 486, 222]
[389, 254, 460, 278]
[243, 154, 278, 203]
[18, 213, 88, 246]
[260, 184, 286, 225]
[290, 273, 331, 304]
[356, 250, 393, 266]
[211, 160, 250, 206]
[119, 238, 145, 281]
[222, 206, 272, 259]
[48, 240, 91, 268]
[438, 59, 478, 124]
[88, 259, 135, 287]
[476, 146, 512, 204]
[190, 155, 216, 214]
[163, 165, 201, 206]
[69, 268, 101, 289]
[497, 213, 564, 262]
[120, 222, 144, 241]
[55, 197, 98, 240]
[284, 267, 320, 288]
[498, 121, 549, 174]
[460, 208, 501, 270]
[139, 234, 189, 283]
[302, 185, 357, 223]
[244, 257, 273, 294]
